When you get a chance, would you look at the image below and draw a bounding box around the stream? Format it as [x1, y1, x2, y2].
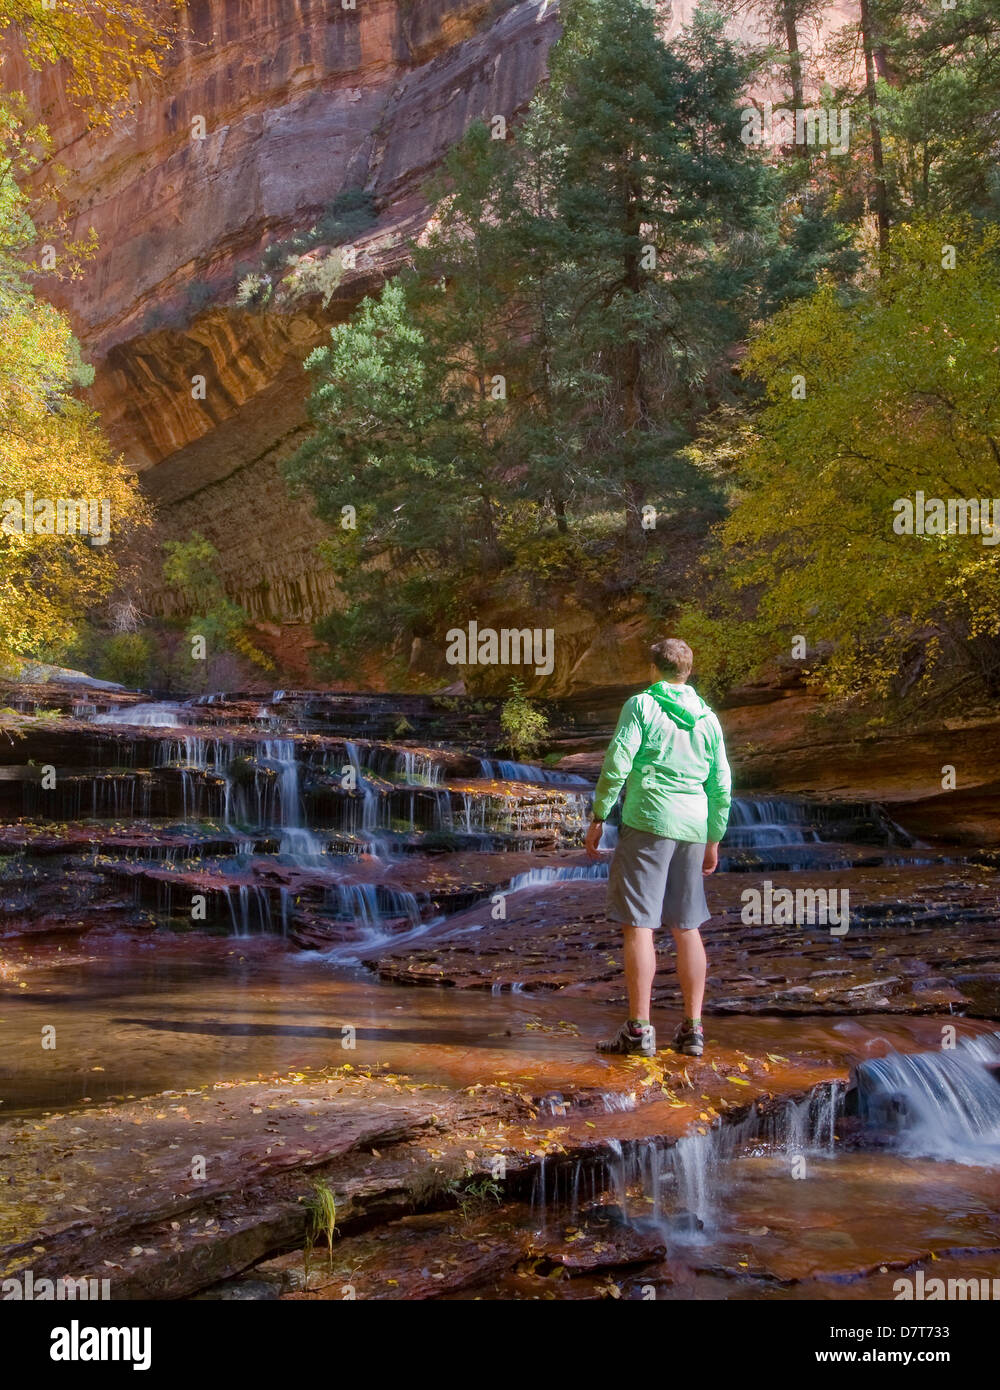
[1, 689, 999, 1300]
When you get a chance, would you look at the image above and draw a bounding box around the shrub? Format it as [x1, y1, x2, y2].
[234, 272, 272, 307]
[499, 679, 548, 758]
[100, 632, 155, 689]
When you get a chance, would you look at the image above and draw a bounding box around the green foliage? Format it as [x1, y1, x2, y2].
[688, 219, 1000, 702]
[302, 1177, 337, 1271]
[282, 0, 1000, 712]
[0, 118, 150, 664]
[100, 632, 155, 688]
[282, 252, 342, 308]
[446, 1175, 503, 1222]
[313, 188, 377, 244]
[234, 272, 271, 308]
[162, 535, 274, 678]
[235, 189, 376, 307]
[499, 679, 549, 758]
[830, 0, 1000, 229]
[547, 1, 776, 538]
[287, 0, 789, 679]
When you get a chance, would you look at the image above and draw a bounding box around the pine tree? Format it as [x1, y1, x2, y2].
[287, 0, 788, 665]
[546, 0, 775, 551]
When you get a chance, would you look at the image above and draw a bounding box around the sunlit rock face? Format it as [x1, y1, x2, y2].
[12, 0, 856, 667]
[10, 0, 560, 626]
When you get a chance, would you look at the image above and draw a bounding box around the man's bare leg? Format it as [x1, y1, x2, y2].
[623, 924, 656, 1022]
[670, 926, 706, 1022]
[596, 924, 658, 1055]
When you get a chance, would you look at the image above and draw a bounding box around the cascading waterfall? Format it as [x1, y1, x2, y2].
[506, 863, 609, 892]
[394, 750, 444, 785]
[479, 758, 590, 786]
[851, 1032, 1000, 1164]
[260, 739, 326, 858]
[724, 798, 818, 849]
[55, 703, 598, 940]
[530, 1080, 845, 1236]
[93, 702, 193, 727]
[311, 882, 441, 962]
[530, 1041, 1000, 1248]
[325, 883, 423, 929]
[227, 884, 279, 937]
[157, 736, 231, 772]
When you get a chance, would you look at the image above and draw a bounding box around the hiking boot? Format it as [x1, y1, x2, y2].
[672, 1020, 705, 1057]
[596, 1020, 656, 1057]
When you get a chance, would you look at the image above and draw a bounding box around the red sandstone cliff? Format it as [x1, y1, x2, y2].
[8, 0, 562, 625]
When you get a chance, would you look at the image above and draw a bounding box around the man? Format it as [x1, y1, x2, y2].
[585, 637, 731, 1058]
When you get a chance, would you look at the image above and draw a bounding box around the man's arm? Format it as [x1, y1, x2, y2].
[586, 698, 644, 858]
[702, 717, 732, 874]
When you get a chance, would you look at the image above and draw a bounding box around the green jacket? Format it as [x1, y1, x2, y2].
[592, 682, 732, 843]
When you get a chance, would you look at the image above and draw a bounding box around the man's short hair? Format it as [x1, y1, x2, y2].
[650, 637, 693, 681]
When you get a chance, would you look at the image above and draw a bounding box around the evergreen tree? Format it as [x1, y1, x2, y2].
[283, 127, 521, 659]
[547, 0, 775, 550]
[287, 1, 787, 667]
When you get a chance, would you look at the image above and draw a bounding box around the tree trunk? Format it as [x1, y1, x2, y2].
[779, 1, 806, 159]
[859, 0, 890, 267]
[621, 171, 646, 552]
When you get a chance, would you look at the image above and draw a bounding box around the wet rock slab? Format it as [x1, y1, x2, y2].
[0, 1063, 533, 1298]
[368, 864, 1000, 1016]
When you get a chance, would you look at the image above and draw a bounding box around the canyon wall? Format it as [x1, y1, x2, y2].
[10, 0, 563, 631]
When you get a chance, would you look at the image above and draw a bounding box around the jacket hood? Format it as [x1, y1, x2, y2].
[644, 681, 712, 730]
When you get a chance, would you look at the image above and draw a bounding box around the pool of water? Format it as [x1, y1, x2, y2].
[0, 935, 986, 1116]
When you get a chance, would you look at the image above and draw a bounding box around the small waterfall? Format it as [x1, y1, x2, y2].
[506, 864, 609, 893]
[314, 883, 436, 962]
[157, 736, 231, 772]
[93, 702, 192, 727]
[851, 1033, 1000, 1164]
[226, 884, 278, 937]
[537, 1091, 639, 1117]
[724, 797, 817, 849]
[259, 739, 326, 858]
[479, 759, 591, 786]
[325, 883, 422, 929]
[657, 1080, 844, 1233]
[458, 792, 486, 832]
[530, 1080, 844, 1235]
[343, 741, 385, 849]
[394, 750, 443, 785]
[431, 788, 455, 832]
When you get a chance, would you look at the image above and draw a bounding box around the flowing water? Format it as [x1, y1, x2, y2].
[1, 691, 998, 1298]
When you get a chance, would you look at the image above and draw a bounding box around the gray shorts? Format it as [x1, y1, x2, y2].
[606, 825, 710, 931]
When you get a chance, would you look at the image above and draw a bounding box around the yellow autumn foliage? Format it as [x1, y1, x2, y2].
[0, 279, 150, 667]
[686, 219, 1000, 704]
[0, 0, 173, 669]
